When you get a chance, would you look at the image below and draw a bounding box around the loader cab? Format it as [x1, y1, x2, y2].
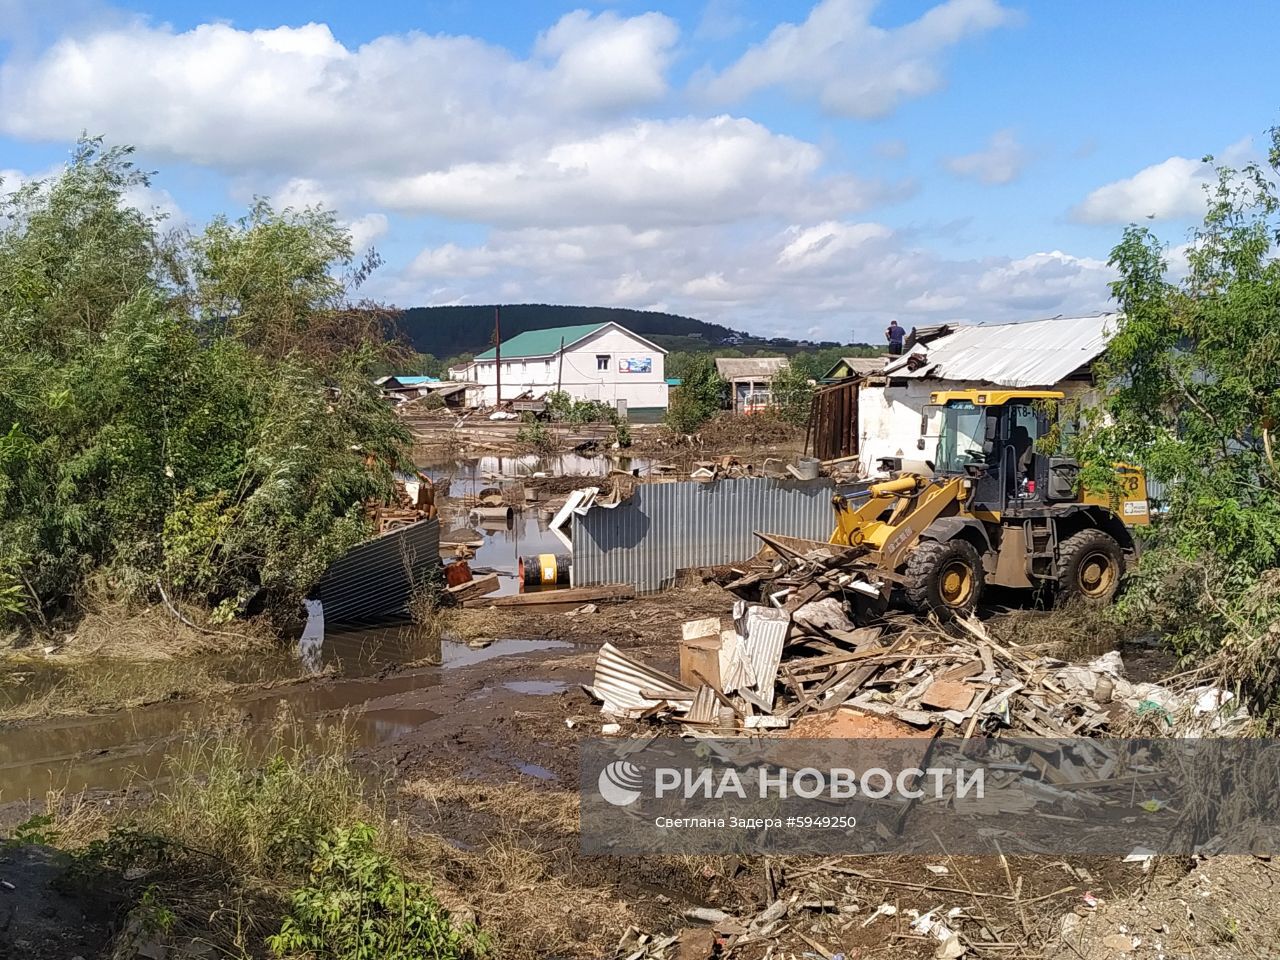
[932, 390, 1077, 512]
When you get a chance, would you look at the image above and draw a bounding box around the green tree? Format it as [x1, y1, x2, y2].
[1082, 126, 1280, 701]
[665, 355, 724, 433]
[0, 140, 408, 629]
[770, 363, 815, 426]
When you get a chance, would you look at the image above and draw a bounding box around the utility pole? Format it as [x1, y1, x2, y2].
[556, 336, 565, 392]
[493, 305, 501, 407]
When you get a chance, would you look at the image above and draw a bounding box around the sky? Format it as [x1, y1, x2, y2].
[0, 0, 1276, 342]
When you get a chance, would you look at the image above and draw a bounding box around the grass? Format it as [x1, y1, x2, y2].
[26, 710, 484, 959]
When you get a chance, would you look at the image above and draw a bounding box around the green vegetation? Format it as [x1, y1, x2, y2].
[0, 140, 409, 632]
[1083, 125, 1280, 708]
[664, 355, 725, 433]
[269, 822, 480, 960]
[21, 716, 486, 959]
[769, 363, 816, 426]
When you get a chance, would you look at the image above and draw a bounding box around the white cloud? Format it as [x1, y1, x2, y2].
[943, 128, 1026, 185]
[534, 10, 678, 112]
[346, 212, 388, 252]
[1071, 155, 1211, 223]
[697, 0, 1017, 118]
[0, 13, 674, 178]
[1071, 138, 1259, 224]
[0, 16, 905, 231]
[389, 220, 1114, 340]
[371, 116, 894, 227]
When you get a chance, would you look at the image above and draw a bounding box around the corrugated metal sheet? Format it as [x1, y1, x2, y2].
[591, 642, 694, 718]
[313, 518, 441, 623]
[572, 477, 836, 594]
[734, 600, 789, 711]
[885, 314, 1117, 387]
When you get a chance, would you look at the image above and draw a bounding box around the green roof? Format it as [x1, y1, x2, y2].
[475, 322, 608, 361]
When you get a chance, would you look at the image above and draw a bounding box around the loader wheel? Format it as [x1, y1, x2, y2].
[1056, 529, 1124, 603]
[905, 539, 984, 619]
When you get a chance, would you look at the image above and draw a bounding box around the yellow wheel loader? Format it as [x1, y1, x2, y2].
[829, 389, 1149, 618]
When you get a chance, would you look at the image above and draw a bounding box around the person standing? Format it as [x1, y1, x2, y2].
[885, 320, 906, 355]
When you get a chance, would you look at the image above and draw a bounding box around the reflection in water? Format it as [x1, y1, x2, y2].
[298, 598, 325, 672]
[422, 453, 650, 596]
[502, 680, 569, 696]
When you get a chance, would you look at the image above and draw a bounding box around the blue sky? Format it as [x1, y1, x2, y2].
[1, 0, 1275, 341]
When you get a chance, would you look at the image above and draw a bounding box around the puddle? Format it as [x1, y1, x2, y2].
[441, 638, 570, 668]
[419, 453, 653, 500]
[513, 761, 557, 781]
[422, 453, 652, 597]
[502, 680, 569, 696]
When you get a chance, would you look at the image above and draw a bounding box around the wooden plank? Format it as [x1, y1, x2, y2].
[462, 583, 635, 607]
[445, 572, 500, 602]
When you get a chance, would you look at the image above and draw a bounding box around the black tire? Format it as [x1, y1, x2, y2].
[904, 538, 984, 619]
[1056, 529, 1124, 604]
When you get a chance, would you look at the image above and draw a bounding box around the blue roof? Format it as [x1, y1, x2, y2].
[665, 377, 683, 386]
[397, 376, 439, 384]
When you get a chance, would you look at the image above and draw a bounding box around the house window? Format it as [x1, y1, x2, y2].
[596, 355, 609, 371]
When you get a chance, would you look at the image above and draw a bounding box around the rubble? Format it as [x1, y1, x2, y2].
[587, 557, 1253, 740]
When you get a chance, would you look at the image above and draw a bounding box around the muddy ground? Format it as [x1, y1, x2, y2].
[2, 586, 1274, 959]
[0, 431, 1271, 959]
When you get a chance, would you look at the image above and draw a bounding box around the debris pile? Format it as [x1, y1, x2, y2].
[588, 594, 1251, 739]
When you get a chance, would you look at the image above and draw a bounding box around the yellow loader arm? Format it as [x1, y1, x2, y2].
[830, 475, 969, 570]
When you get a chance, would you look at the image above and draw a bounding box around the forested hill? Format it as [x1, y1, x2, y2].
[397, 304, 737, 357]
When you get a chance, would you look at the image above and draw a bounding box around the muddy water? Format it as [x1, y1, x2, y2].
[0, 635, 571, 802]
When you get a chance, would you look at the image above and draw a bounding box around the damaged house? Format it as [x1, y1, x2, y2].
[808, 314, 1117, 476]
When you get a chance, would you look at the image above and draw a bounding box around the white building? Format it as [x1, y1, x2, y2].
[811, 315, 1116, 476]
[458, 321, 668, 413]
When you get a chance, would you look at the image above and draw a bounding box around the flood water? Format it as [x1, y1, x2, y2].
[421, 453, 652, 596]
[0, 453, 623, 804]
[0, 633, 574, 803]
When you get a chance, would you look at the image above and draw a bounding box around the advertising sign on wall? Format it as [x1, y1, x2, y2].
[619, 357, 653, 374]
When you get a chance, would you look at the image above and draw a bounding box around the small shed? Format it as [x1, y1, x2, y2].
[715, 357, 789, 413]
[820, 356, 886, 383]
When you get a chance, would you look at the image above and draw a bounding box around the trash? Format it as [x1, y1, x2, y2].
[925, 864, 951, 875]
[1082, 891, 1101, 910]
[1123, 847, 1157, 872]
[861, 903, 897, 927]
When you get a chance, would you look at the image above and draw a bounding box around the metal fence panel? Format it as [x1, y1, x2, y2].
[314, 518, 441, 623]
[571, 478, 835, 593]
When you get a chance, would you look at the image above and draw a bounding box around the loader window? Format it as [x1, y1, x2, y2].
[936, 401, 987, 474]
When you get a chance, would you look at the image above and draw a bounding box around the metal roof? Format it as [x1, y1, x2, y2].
[884, 314, 1117, 387]
[475, 321, 667, 361]
[714, 357, 789, 381]
[820, 356, 886, 381]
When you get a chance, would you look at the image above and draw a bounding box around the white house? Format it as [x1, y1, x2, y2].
[458, 321, 668, 413]
[825, 314, 1117, 476]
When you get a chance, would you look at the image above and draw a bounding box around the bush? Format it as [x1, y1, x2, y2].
[516, 418, 557, 452]
[769, 364, 814, 426]
[664, 356, 723, 433]
[1080, 124, 1280, 710]
[268, 823, 486, 960]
